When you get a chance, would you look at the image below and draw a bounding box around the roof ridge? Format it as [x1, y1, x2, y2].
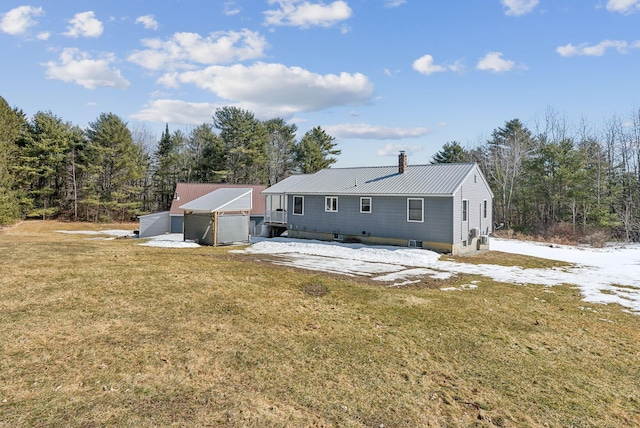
[327, 162, 475, 170]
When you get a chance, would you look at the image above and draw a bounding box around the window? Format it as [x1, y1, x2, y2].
[325, 196, 338, 212]
[407, 198, 423, 222]
[462, 199, 468, 222]
[483, 200, 488, 219]
[293, 196, 304, 215]
[360, 197, 371, 213]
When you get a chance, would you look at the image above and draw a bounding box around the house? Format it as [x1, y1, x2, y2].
[179, 187, 253, 246]
[170, 183, 266, 235]
[263, 152, 493, 255]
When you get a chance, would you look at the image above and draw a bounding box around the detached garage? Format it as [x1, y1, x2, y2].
[179, 188, 253, 246]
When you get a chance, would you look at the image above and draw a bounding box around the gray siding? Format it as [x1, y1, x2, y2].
[173, 213, 262, 235]
[184, 214, 213, 245]
[184, 213, 250, 246]
[139, 211, 170, 238]
[453, 165, 493, 241]
[288, 194, 454, 244]
[170, 215, 183, 233]
[217, 214, 250, 244]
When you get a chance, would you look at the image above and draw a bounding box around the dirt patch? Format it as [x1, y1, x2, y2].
[301, 281, 329, 297]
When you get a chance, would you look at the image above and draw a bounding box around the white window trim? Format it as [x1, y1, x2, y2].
[360, 197, 372, 213]
[462, 199, 469, 222]
[483, 200, 488, 219]
[407, 198, 424, 222]
[293, 195, 304, 216]
[325, 196, 338, 212]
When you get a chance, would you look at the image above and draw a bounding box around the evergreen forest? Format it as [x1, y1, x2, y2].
[1, 95, 639, 242]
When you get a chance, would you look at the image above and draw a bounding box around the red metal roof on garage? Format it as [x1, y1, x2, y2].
[170, 183, 266, 216]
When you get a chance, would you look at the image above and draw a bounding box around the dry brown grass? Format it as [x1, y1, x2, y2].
[1, 221, 639, 427]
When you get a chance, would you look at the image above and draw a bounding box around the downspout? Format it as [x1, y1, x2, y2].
[213, 211, 218, 246]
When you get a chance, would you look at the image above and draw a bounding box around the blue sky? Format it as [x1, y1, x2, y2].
[1, 0, 639, 167]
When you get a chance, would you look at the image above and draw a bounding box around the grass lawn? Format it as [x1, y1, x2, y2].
[1, 221, 639, 427]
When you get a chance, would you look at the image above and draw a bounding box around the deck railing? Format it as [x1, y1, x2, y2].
[265, 209, 287, 224]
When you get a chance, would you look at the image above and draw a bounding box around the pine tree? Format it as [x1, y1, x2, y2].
[152, 124, 180, 210]
[83, 113, 146, 221]
[295, 126, 340, 174]
[264, 118, 297, 185]
[431, 141, 469, 164]
[0, 97, 26, 224]
[213, 107, 268, 184]
[187, 124, 226, 183]
[15, 111, 74, 219]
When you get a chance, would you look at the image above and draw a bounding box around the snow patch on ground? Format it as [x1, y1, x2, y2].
[56, 229, 640, 313]
[138, 233, 200, 248]
[235, 237, 640, 314]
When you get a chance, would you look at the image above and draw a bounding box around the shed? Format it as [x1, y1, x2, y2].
[138, 211, 170, 238]
[170, 183, 266, 235]
[179, 188, 253, 246]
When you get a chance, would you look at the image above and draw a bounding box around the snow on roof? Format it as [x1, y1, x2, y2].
[179, 187, 252, 213]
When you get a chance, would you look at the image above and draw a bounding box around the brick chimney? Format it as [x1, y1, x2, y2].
[398, 150, 407, 174]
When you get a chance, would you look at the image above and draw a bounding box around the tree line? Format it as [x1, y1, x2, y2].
[431, 110, 640, 241]
[0, 97, 339, 224]
[2, 94, 639, 241]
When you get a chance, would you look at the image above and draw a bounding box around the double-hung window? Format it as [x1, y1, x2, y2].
[360, 197, 372, 213]
[407, 198, 424, 222]
[483, 200, 488, 219]
[462, 199, 469, 222]
[325, 196, 338, 212]
[293, 196, 304, 215]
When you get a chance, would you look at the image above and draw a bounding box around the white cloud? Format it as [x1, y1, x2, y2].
[501, 0, 539, 16]
[412, 55, 465, 75]
[476, 52, 516, 72]
[412, 55, 446, 75]
[324, 123, 430, 140]
[64, 11, 103, 38]
[164, 62, 374, 116]
[128, 29, 268, 71]
[224, 1, 242, 15]
[384, 0, 406, 7]
[376, 143, 424, 156]
[556, 39, 637, 56]
[606, 0, 640, 14]
[0, 6, 43, 35]
[131, 99, 220, 124]
[37, 31, 51, 41]
[264, 0, 353, 28]
[135, 14, 158, 30]
[43, 48, 130, 89]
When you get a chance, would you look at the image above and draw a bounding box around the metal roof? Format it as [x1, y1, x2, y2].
[262, 174, 313, 194]
[264, 163, 480, 196]
[170, 183, 266, 215]
[179, 188, 253, 213]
